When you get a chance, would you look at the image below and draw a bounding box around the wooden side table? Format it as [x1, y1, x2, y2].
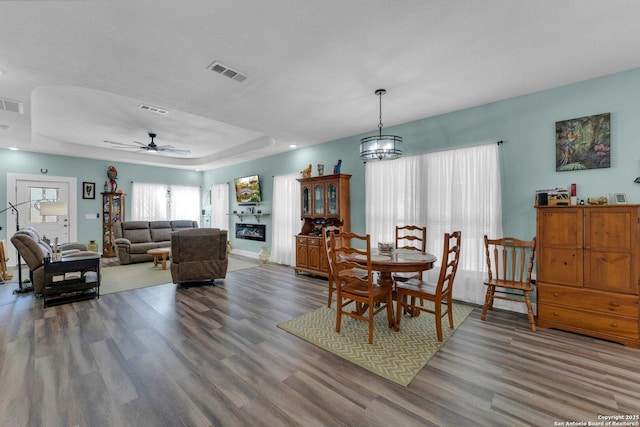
[42, 254, 101, 308]
[147, 248, 171, 270]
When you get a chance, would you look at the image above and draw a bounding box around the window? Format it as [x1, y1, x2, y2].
[366, 143, 503, 306]
[271, 173, 301, 266]
[28, 186, 59, 224]
[132, 182, 200, 223]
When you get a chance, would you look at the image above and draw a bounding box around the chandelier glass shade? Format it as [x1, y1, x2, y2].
[359, 89, 403, 161]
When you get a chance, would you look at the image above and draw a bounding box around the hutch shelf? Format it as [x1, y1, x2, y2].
[295, 173, 351, 277]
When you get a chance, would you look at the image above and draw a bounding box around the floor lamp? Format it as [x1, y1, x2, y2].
[1, 201, 35, 293]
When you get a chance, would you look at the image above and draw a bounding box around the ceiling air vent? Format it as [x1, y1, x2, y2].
[138, 104, 169, 115]
[0, 97, 24, 114]
[207, 61, 248, 82]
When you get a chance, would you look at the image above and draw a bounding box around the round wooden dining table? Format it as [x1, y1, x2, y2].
[352, 249, 437, 288]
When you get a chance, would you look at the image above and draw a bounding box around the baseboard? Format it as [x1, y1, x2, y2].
[230, 249, 259, 260]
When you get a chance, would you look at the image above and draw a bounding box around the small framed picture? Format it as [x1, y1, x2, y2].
[614, 193, 627, 204]
[83, 182, 96, 199]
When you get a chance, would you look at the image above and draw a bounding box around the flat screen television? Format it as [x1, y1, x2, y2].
[234, 175, 262, 204]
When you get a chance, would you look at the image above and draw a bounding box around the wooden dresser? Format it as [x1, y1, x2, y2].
[295, 173, 350, 277]
[536, 205, 640, 348]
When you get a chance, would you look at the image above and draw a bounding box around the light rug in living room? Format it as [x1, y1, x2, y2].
[100, 256, 259, 295]
[278, 301, 473, 386]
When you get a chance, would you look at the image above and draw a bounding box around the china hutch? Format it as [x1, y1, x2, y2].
[101, 192, 125, 257]
[295, 174, 351, 277]
[536, 205, 640, 348]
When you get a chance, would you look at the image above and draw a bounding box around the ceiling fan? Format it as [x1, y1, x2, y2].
[104, 133, 191, 155]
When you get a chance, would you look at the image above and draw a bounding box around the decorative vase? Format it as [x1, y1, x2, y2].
[88, 240, 99, 252]
[259, 246, 271, 264]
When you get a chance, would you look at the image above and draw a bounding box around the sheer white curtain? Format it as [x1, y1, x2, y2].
[271, 173, 301, 266]
[366, 143, 506, 309]
[132, 182, 200, 223]
[132, 182, 168, 220]
[211, 183, 229, 230]
[169, 185, 200, 222]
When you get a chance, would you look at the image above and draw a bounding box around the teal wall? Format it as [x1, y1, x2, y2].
[0, 151, 202, 246]
[206, 67, 640, 250]
[3, 67, 640, 252]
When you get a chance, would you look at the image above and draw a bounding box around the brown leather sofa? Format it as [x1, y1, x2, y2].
[113, 220, 198, 264]
[10, 228, 91, 294]
[170, 228, 228, 285]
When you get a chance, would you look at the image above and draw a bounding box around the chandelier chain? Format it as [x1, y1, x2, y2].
[378, 91, 383, 132]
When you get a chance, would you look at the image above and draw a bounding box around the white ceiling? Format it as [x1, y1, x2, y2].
[2, 1, 640, 170]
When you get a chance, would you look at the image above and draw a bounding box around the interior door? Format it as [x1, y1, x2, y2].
[15, 179, 70, 243]
[5, 173, 77, 266]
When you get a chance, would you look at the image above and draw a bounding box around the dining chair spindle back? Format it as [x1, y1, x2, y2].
[322, 226, 342, 307]
[331, 232, 394, 344]
[393, 225, 427, 283]
[482, 236, 537, 331]
[395, 231, 461, 341]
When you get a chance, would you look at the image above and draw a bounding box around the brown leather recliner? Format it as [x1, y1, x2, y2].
[10, 228, 89, 294]
[170, 228, 228, 285]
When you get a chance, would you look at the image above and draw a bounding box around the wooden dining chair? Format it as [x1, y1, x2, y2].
[395, 231, 461, 341]
[331, 232, 394, 344]
[322, 226, 341, 307]
[482, 236, 537, 331]
[393, 225, 427, 283]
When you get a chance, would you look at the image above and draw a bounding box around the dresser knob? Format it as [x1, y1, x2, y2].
[610, 302, 619, 307]
[611, 323, 617, 328]
[552, 312, 559, 316]
[553, 293, 559, 297]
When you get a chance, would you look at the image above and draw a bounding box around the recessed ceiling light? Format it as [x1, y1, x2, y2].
[8, 147, 19, 151]
[289, 144, 297, 149]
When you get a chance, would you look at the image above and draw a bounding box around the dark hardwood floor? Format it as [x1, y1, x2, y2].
[1, 260, 639, 426]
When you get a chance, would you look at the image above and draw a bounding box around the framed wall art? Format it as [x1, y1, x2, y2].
[555, 112, 610, 171]
[83, 182, 96, 199]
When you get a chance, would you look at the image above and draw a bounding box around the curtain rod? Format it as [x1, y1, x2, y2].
[365, 140, 505, 161]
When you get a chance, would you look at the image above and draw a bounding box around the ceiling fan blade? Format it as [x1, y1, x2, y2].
[104, 140, 144, 151]
[104, 140, 134, 147]
[105, 135, 189, 155]
[157, 147, 191, 155]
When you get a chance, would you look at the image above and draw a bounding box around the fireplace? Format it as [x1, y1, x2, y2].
[235, 223, 266, 242]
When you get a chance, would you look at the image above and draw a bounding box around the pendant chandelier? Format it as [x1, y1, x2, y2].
[359, 89, 403, 161]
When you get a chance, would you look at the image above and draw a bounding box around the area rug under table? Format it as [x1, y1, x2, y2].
[278, 301, 473, 387]
[100, 255, 259, 295]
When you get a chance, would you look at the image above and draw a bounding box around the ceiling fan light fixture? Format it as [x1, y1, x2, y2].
[105, 132, 191, 156]
[359, 89, 403, 161]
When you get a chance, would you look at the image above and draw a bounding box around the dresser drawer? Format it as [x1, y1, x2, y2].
[538, 283, 639, 317]
[307, 237, 321, 247]
[538, 304, 639, 339]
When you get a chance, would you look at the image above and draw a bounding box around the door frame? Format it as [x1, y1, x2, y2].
[5, 173, 78, 265]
